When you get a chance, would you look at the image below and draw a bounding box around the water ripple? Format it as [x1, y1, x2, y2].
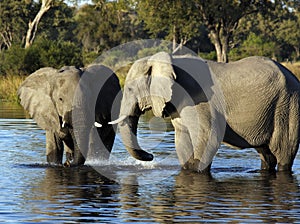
[1, 109, 300, 223]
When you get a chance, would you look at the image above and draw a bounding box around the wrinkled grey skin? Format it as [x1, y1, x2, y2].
[18, 65, 121, 166]
[114, 52, 300, 172]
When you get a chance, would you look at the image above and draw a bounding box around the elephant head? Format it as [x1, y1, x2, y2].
[108, 52, 179, 161]
[18, 66, 81, 134]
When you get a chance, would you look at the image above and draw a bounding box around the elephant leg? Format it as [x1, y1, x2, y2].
[46, 131, 63, 165]
[173, 119, 200, 171]
[71, 145, 85, 166]
[255, 147, 277, 171]
[90, 125, 115, 161]
[274, 144, 299, 172]
[67, 129, 86, 166]
[178, 105, 221, 173]
[269, 97, 299, 172]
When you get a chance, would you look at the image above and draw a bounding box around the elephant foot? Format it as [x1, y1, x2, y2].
[256, 147, 277, 172]
[277, 163, 293, 173]
[63, 151, 85, 167]
[260, 160, 277, 172]
[182, 158, 211, 174]
[47, 152, 63, 166]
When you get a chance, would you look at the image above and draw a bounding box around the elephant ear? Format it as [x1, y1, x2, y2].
[18, 67, 60, 131]
[148, 52, 176, 117]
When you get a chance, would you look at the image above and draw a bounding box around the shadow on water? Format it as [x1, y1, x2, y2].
[13, 164, 300, 223]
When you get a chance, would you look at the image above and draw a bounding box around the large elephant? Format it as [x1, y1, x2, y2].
[110, 52, 300, 172]
[18, 65, 121, 166]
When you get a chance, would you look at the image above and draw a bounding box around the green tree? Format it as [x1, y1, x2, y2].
[232, 0, 299, 61]
[75, 0, 145, 54]
[24, 0, 82, 48]
[136, 0, 200, 52]
[194, 0, 272, 62]
[0, 0, 33, 50]
[277, 11, 300, 60]
[229, 32, 276, 60]
[37, 2, 78, 42]
[25, 0, 53, 48]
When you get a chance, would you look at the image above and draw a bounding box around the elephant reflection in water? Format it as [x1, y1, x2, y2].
[18, 65, 121, 166]
[21, 167, 300, 223]
[148, 171, 300, 223]
[23, 167, 119, 220]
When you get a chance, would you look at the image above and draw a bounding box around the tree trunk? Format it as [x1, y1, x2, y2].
[25, 0, 52, 48]
[210, 30, 229, 63]
[172, 25, 177, 52]
[220, 35, 229, 63]
[294, 46, 300, 61]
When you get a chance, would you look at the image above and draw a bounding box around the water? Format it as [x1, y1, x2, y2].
[1, 103, 300, 223]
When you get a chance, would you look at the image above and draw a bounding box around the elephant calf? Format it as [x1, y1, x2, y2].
[18, 65, 121, 166]
[110, 52, 300, 173]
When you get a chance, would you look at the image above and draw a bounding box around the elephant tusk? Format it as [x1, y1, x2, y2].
[62, 121, 66, 128]
[108, 115, 127, 125]
[94, 122, 103, 127]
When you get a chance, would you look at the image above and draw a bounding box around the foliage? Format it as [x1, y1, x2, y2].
[194, 0, 272, 62]
[0, 0, 299, 77]
[32, 38, 83, 68]
[276, 11, 300, 61]
[229, 33, 277, 61]
[0, 39, 83, 76]
[0, 0, 34, 49]
[0, 45, 27, 75]
[136, 0, 200, 51]
[198, 51, 217, 61]
[75, 1, 145, 53]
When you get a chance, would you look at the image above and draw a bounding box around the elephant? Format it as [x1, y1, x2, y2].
[109, 52, 300, 172]
[18, 65, 121, 166]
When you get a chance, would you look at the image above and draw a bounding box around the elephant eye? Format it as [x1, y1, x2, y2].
[59, 97, 63, 102]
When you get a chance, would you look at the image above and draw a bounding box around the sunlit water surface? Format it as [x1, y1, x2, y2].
[1, 103, 300, 223]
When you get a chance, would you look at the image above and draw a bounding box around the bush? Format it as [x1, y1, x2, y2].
[198, 51, 217, 61]
[0, 45, 27, 75]
[229, 32, 277, 61]
[0, 39, 84, 76]
[34, 38, 83, 68]
[82, 51, 98, 66]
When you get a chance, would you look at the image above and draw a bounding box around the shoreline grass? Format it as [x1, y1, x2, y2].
[0, 75, 26, 103]
[281, 62, 300, 80]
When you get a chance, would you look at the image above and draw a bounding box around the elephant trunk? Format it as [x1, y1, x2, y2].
[118, 115, 153, 161]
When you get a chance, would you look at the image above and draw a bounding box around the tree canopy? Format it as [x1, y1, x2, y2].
[0, 0, 299, 75]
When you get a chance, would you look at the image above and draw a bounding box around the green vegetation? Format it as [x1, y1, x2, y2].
[0, 75, 26, 102]
[0, 0, 300, 102]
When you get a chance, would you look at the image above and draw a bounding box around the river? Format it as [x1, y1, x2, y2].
[1, 102, 300, 223]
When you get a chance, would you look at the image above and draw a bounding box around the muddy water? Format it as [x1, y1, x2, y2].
[1, 103, 300, 223]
